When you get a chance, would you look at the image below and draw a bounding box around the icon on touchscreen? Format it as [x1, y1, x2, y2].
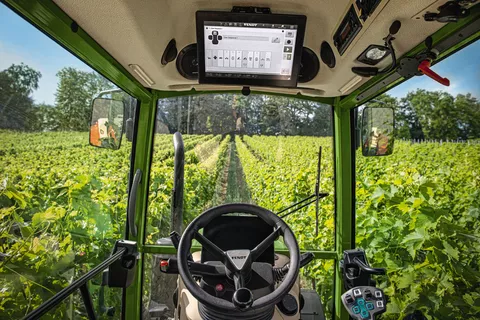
[209, 31, 223, 45]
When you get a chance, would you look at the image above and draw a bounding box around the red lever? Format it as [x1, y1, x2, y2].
[418, 60, 450, 86]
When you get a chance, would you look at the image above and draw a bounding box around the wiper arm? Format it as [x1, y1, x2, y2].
[278, 193, 329, 219]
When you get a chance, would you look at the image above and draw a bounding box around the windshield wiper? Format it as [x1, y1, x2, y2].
[277, 193, 329, 219]
[277, 146, 328, 221]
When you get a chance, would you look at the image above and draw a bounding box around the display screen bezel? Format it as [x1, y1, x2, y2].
[196, 11, 307, 88]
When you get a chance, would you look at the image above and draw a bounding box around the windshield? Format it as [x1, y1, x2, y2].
[146, 94, 334, 251]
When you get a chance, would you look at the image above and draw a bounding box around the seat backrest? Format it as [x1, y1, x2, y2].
[200, 215, 275, 265]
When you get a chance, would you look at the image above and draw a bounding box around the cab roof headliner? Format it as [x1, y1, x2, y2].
[53, 0, 453, 97]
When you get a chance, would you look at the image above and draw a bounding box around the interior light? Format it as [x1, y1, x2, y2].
[129, 64, 155, 86]
[356, 45, 391, 66]
[366, 47, 388, 60]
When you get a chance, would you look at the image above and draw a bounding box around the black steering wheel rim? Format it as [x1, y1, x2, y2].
[177, 203, 300, 311]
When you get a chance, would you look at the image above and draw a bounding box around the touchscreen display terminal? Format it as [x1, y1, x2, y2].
[197, 12, 306, 88]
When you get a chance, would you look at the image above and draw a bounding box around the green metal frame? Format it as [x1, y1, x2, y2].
[2, 0, 479, 319]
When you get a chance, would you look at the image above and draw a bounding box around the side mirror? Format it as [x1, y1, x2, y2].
[89, 98, 125, 150]
[361, 107, 395, 156]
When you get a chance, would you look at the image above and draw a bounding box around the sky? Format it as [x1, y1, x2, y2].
[0, 3, 479, 105]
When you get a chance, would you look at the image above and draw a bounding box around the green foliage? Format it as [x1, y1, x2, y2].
[1, 130, 479, 319]
[55, 68, 113, 131]
[0, 130, 130, 319]
[356, 141, 480, 319]
[145, 134, 226, 243]
[236, 135, 336, 313]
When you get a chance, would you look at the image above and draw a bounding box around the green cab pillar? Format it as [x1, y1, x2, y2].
[333, 98, 354, 320]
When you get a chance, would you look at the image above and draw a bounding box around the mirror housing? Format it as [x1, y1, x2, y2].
[89, 98, 125, 150]
[361, 107, 395, 156]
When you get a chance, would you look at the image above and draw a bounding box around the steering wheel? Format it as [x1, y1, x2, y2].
[177, 203, 300, 312]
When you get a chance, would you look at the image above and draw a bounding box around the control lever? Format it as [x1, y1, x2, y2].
[300, 252, 315, 268]
[273, 252, 314, 282]
[397, 36, 450, 87]
[170, 231, 193, 261]
[341, 249, 386, 290]
[417, 36, 450, 86]
[418, 60, 450, 86]
[353, 257, 386, 275]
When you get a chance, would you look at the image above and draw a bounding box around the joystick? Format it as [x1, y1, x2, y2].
[342, 286, 386, 320]
[341, 249, 387, 319]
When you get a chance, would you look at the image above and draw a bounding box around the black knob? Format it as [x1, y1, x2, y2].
[389, 20, 401, 35]
[277, 294, 298, 316]
[233, 288, 253, 309]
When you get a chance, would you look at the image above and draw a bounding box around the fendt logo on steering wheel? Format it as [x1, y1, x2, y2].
[231, 256, 247, 260]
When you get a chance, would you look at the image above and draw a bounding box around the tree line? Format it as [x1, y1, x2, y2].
[366, 91, 480, 140]
[0, 63, 113, 131]
[1, 62, 479, 139]
[157, 94, 333, 136]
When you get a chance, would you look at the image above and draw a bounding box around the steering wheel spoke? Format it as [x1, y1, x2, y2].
[251, 226, 280, 261]
[194, 231, 226, 262]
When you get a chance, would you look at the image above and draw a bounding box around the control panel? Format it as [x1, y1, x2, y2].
[342, 286, 386, 320]
[333, 5, 362, 55]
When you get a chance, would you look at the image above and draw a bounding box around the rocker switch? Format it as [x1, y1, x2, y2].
[364, 289, 373, 299]
[345, 294, 354, 304]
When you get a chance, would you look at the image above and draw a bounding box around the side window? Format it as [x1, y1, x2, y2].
[0, 4, 135, 319]
[355, 42, 480, 319]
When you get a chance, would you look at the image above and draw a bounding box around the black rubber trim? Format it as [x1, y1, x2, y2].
[128, 169, 142, 237]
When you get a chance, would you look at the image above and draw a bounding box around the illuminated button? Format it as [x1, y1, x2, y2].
[375, 291, 382, 298]
[376, 300, 384, 308]
[357, 298, 365, 306]
[361, 310, 369, 319]
[366, 302, 374, 310]
[215, 283, 224, 292]
[352, 306, 360, 314]
[353, 289, 362, 297]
